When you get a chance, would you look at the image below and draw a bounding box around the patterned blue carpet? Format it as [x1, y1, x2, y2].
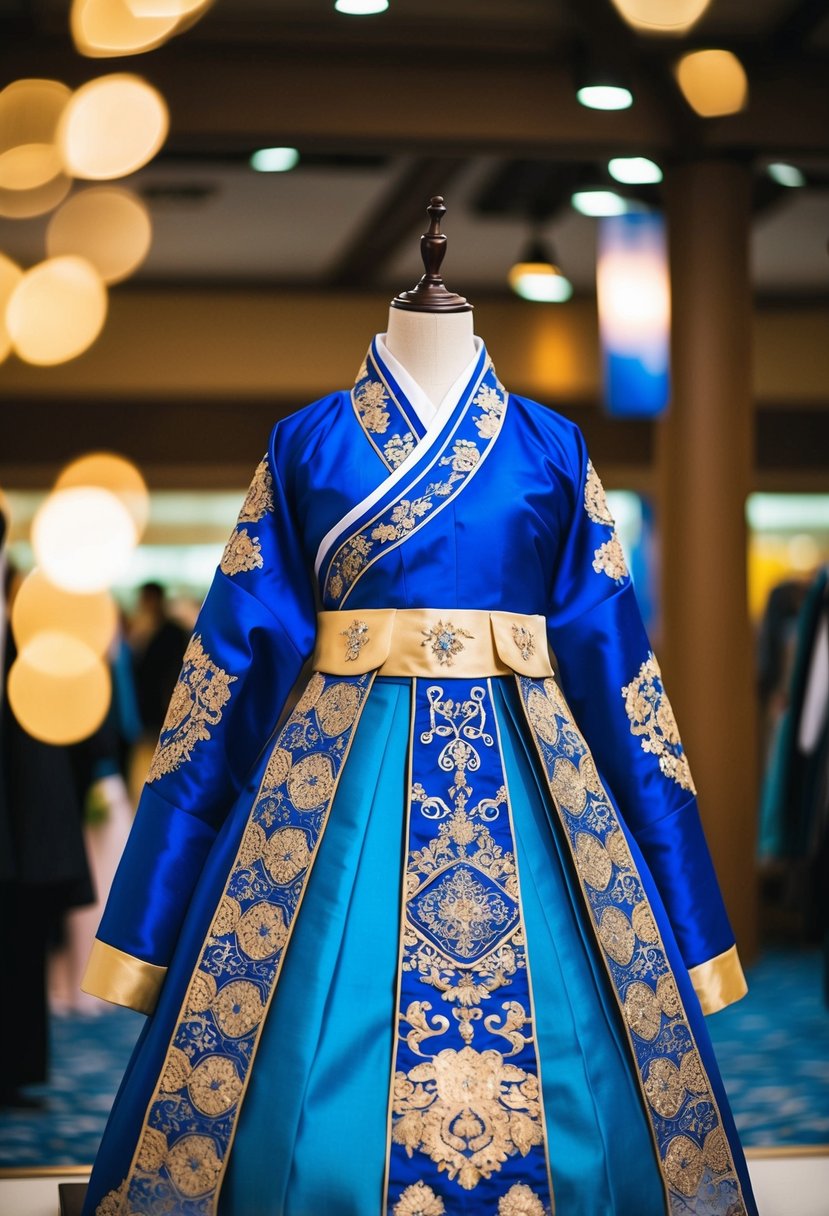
[1, 950, 827, 1167]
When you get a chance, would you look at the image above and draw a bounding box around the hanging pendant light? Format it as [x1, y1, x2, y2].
[508, 238, 573, 304]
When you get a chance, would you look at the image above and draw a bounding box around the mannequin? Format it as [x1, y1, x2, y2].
[382, 195, 477, 414]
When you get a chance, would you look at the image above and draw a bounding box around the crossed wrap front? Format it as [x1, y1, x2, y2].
[82, 335, 755, 1216]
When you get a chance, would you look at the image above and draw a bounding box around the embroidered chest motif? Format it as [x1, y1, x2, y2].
[421, 620, 473, 667]
[340, 618, 370, 662]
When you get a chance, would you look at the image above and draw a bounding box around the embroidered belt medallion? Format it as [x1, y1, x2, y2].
[517, 675, 747, 1216]
[385, 677, 554, 1216]
[103, 672, 373, 1216]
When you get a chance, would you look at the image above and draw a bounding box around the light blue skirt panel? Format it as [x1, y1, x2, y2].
[220, 677, 665, 1215]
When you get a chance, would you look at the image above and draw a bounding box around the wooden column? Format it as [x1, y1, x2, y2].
[658, 158, 758, 960]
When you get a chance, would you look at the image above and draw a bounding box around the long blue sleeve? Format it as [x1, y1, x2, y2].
[546, 425, 745, 1013]
[83, 424, 317, 1012]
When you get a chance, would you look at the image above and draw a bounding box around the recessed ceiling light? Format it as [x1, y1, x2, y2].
[334, 0, 389, 13]
[608, 156, 663, 185]
[250, 147, 300, 173]
[572, 190, 629, 217]
[576, 84, 633, 111]
[767, 162, 806, 188]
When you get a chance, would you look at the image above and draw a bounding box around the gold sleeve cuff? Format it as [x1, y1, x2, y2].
[81, 938, 167, 1015]
[688, 944, 748, 1015]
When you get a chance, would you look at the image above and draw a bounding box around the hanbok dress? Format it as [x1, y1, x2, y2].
[82, 335, 757, 1216]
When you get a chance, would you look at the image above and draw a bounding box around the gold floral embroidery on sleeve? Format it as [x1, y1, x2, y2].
[584, 459, 614, 526]
[148, 635, 238, 782]
[237, 456, 274, 524]
[621, 653, 696, 793]
[384, 432, 414, 468]
[592, 533, 629, 584]
[354, 378, 391, 433]
[220, 527, 263, 577]
[394, 1182, 445, 1216]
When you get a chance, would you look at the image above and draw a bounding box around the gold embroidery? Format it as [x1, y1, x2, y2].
[704, 1127, 731, 1173]
[211, 894, 241, 936]
[621, 653, 697, 793]
[237, 820, 267, 868]
[392, 1046, 543, 1191]
[148, 635, 237, 783]
[679, 1049, 708, 1095]
[220, 527, 263, 577]
[235, 902, 288, 960]
[643, 1057, 685, 1118]
[286, 752, 336, 809]
[631, 900, 659, 944]
[551, 758, 587, 816]
[166, 1134, 223, 1198]
[623, 981, 662, 1041]
[188, 1055, 242, 1117]
[498, 1183, 546, 1216]
[238, 457, 274, 524]
[160, 1047, 191, 1092]
[95, 1180, 127, 1216]
[473, 384, 505, 439]
[592, 532, 628, 583]
[294, 671, 325, 715]
[605, 828, 634, 871]
[263, 825, 312, 884]
[384, 432, 415, 468]
[263, 745, 292, 790]
[598, 907, 635, 965]
[355, 378, 391, 433]
[664, 1135, 704, 1198]
[584, 459, 614, 526]
[136, 1126, 167, 1171]
[341, 618, 370, 662]
[511, 624, 536, 662]
[657, 973, 682, 1017]
[526, 686, 558, 745]
[483, 1001, 531, 1057]
[574, 832, 613, 890]
[439, 438, 480, 474]
[212, 980, 264, 1038]
[316, 681, 362, 735]
[186, 970, 217, 1015]
[411, 865, 516, 961]
[420, 620, 474, 667]
[393, 1181, 446, 1216]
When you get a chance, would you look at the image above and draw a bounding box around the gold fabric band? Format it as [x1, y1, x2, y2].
[688, 944, 748, 1015]
[313, 608, 554, 678]
[81, 938, 167, 1016]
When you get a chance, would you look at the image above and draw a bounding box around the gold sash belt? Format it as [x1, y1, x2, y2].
[313, 609, 554, 678]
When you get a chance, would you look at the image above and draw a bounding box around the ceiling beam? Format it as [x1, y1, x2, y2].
[327, 157, 467, 288]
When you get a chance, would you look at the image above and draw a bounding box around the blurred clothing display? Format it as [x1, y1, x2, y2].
[130, 582, 189, 738]
[81, 338, 756, 1216]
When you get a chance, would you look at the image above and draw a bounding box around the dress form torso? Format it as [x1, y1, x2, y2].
[383, 307, 476, 413]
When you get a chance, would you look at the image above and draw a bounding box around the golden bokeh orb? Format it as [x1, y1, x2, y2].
[6, 255, 108, 366]
[32, 485, 137, 593]
[610, 0, 711, 34]
[55, 451, 150, 539]
[675, 50, 749, 117]
[12, 568, 119, 657]
[8, 631, 111, 745]
[0, 252, 23, 365]
[47, 187, 152, 285]
[71, 0, 180, 58]
[0, 79, 71, 189]
[58, 74, 169, 180]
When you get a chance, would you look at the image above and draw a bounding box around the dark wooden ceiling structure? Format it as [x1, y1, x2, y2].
[0, 0, 827, 299]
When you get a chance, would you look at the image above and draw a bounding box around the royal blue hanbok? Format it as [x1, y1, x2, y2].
[82, 336, 757, 1216]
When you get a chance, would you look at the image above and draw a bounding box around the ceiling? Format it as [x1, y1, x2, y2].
[0, 0, 827, 300]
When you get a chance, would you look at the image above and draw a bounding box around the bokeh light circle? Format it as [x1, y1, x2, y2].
[12, 568, 118, 656]
[0, 252, 23, 365]
[71, 0, 179, 58]
[0, 79, 71, 189]
[6, 255, 108, 366]
[47, 187, 152, 284]
[32, 486, 137, 593]
[58, 74, 169, 180]
[8, 631, 111, 744]
[55, 451, 150, 539]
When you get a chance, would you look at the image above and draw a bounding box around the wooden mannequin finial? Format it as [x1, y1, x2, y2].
[391, 195, 473, 313]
